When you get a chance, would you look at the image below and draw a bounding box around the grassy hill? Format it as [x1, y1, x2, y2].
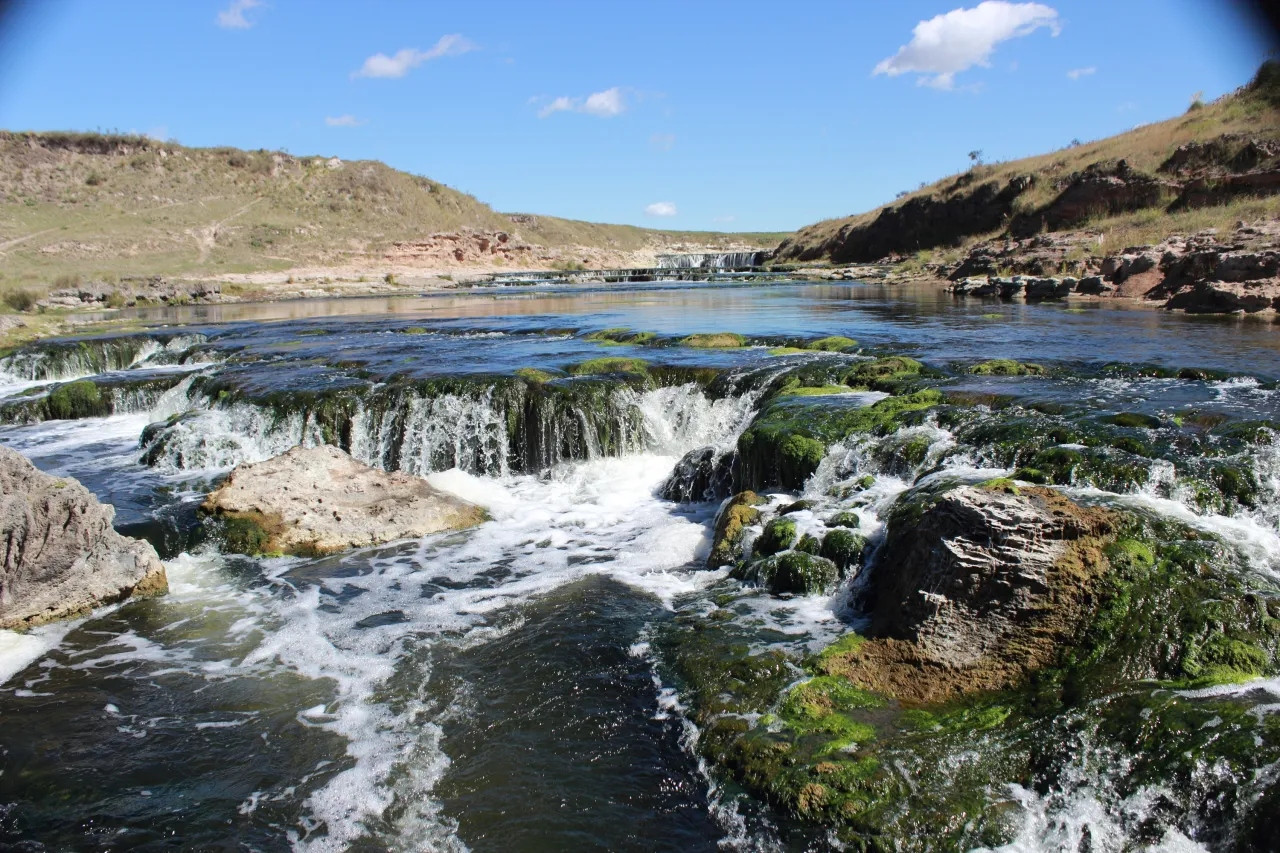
[775, 61, 1280, 268]
[0, 131, 784, 292]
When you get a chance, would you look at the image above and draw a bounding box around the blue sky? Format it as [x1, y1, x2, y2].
[0, 1, 1274, 232]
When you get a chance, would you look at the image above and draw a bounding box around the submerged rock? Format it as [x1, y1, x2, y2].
[201, 445, 487, 556]
[0, 445, 167, 630]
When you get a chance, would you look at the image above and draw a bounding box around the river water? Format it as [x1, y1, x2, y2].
[1, 281, 1277, 851]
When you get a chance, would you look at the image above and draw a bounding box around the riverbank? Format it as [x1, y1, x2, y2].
[1, 281, 1277, 849]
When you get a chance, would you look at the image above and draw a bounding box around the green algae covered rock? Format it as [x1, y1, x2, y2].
[707, 491, 766, 569]
[680, 332, 747, 348]
[968, 359, 1046, 376]
[735, 551, 840, 596]
[568, 356, 650, 376]
[820, 528, 867, 574]
[736, 390, 943, 491]
[585, 328, 659, 346]
[662, 481, 1280, 847]
[840, 355, 925, 392]
[754, 517, 797, 557]
[45, 380, 107, 420]
[807, 336, 858, 352]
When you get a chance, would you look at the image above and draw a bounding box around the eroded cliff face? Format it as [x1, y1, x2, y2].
[775, 175, 1036, 264]
[0, 445, 167, 630]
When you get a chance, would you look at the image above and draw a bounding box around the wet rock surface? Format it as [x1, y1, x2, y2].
[835, 482, 1115, 702]
[0, 445, 167, 629]
[201, 444, 488, 556]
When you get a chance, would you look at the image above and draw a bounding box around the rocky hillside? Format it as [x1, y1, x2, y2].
[0, 131, 781, 287]
[775, 61, 1280, 300]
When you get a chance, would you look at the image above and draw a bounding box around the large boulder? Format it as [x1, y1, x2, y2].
[0, 445, 167, 630]
[201, 444, 488, 556]
[830, 481, 1115, 702]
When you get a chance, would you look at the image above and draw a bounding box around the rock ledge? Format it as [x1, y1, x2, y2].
[201, 445, 487, 556]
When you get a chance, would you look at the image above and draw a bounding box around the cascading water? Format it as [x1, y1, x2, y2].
[654, 251, 768, 270]
[3, 288, 1280, 852]
[0, 333, 209, 384]
[140, 374, 770, 481]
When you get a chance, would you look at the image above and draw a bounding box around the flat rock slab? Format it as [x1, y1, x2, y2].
[201, 444, 487, 556]
[0, 445, 167, 630]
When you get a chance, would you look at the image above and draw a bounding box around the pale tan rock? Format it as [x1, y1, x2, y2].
[201, 445, 487, 556]
[0, 445, 167, 630]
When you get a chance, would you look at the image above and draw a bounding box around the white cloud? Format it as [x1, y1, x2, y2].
[537, 96, 576, 118]
[873, 1, 1060, 90]
[582, 87, 625, 117]
[216, 0, 261, 29]
[649, 133, 676, 151]
[325, 115, 365, 127]
[1066, 66, 1096, 80]
[535, 87, 627, 118]
[645, 201, 677, 217]
[353, 35, 478, 79]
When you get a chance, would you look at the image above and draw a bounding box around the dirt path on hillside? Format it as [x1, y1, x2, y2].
[188, 197, 262, 263]
[0, 228, 58, 255]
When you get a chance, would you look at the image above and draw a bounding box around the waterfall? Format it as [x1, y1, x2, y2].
[138, 377, 762, 478]
[0, 333, 209, 384]
[654, 251, 768, 270]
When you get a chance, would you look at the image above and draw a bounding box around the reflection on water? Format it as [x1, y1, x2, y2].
[118, 281, 1280, 378]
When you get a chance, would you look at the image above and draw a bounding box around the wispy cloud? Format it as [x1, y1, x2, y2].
[537, 96, 576, 118]
[217, 0, 262, 29]
[645, 201, 677, 217]
[1067, 66, 1096, 80]
[536, 87, 627, 118]
[649, 133, 676, 151]
[325, 115, 365, 127]
[582, 88, 624, 117]
[874, 1, 1060, 90]
[353, 35, 478, 79]
[712, 214, 736, 224]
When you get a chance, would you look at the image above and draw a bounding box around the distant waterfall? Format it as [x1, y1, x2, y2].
[655, 251, 769, 270]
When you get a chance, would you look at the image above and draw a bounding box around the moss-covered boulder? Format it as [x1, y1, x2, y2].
[736, 552, 840, 596]
[841, 356, 925, 392]
[819, 528, 867, 575]
[585, 328, 659, 346]
[735, 390, 943, 492]
[680, 332, 747, 348]
[807, 336, 858, 352]
[968, 359, 1046, 376]
[707, 491, 766, 569]
[567, 356, 650, 376]
[754, 517, 797, 557]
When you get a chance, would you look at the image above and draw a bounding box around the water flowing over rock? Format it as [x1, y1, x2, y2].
[0, 445, 167, 630]
[654, 251, 768, 269]
[832, 482, 1115, 702]
[200, 444, 488, 557]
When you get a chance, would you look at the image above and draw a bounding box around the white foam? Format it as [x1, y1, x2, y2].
[0, 622, 73, 686]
